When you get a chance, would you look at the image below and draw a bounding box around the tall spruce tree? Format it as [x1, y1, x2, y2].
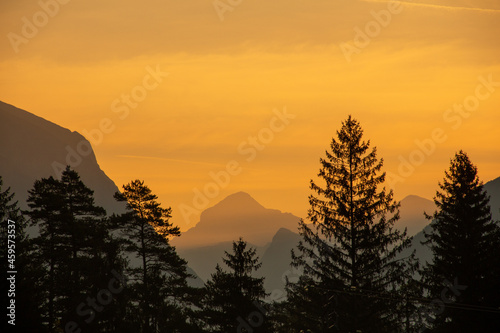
[202, 238, 270, 333]
[287, 116, 416, 332]
[26, 167, 127, 333]
[114, 179, 200, 333]
[422, 151, 500, 332]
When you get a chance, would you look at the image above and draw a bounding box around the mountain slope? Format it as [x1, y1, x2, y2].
[397, 195, 436, 237]
[259, 228, 301, 296]
[172, 192, 301, 289]
[484, 176, 500, 221]
[0, 101, 204, 286]
[0, 100, 125, 214]
[176, 227, 301, 294]
[174, 192, 438, 292]
[401, 176, 500, 266]
[176, 241, 268, 283]
[172, 191, 301, 249]
[171, 178, 499, 292]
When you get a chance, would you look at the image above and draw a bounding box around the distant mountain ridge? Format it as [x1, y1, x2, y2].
[173, 191, 442, 293]
[0, 100, 125, 215]
[171, 191, 301, 249]
[2, 100, 499, 294]
[174, 184, 499, 293]
[260, 228, 302, 295]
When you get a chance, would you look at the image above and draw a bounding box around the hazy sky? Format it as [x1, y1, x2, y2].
[1, 0, 499, 230]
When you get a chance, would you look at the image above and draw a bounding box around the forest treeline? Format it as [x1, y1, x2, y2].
[1, 116, 500, 332]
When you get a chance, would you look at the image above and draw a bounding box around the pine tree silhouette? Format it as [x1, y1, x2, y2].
[423, 150, 500, 332]
[287, 116, 417, 332]
[202, 238, 270, 332]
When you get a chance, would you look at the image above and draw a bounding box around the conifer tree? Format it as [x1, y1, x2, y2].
[114, 179, 199, 333]
[1, 176, 45, 332]
[423, 151, 500, 332]
[26, 167, 126, 333]
[26, 175, 66, 332]
[287, 116, 416, 332]
[203, 238, 270, 333]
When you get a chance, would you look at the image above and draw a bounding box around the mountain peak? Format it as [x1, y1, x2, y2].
[397, 194, 436, 237]
[199, 192, 268, 226]
[172, 192, 300, 249]
[0, 101, 125, 215]
[224, 191, 254, 199]
[271, 227, 300, 243]
[207, 191, 265, 214]
[401, 194, 432, 203]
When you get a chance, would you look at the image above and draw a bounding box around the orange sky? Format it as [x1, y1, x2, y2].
[1, 0, 499, 230]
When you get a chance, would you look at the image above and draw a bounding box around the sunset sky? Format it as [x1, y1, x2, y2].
[1, 0, 499, 230]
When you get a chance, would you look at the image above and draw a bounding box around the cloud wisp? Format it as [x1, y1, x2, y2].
[361, 0, 500, 13]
